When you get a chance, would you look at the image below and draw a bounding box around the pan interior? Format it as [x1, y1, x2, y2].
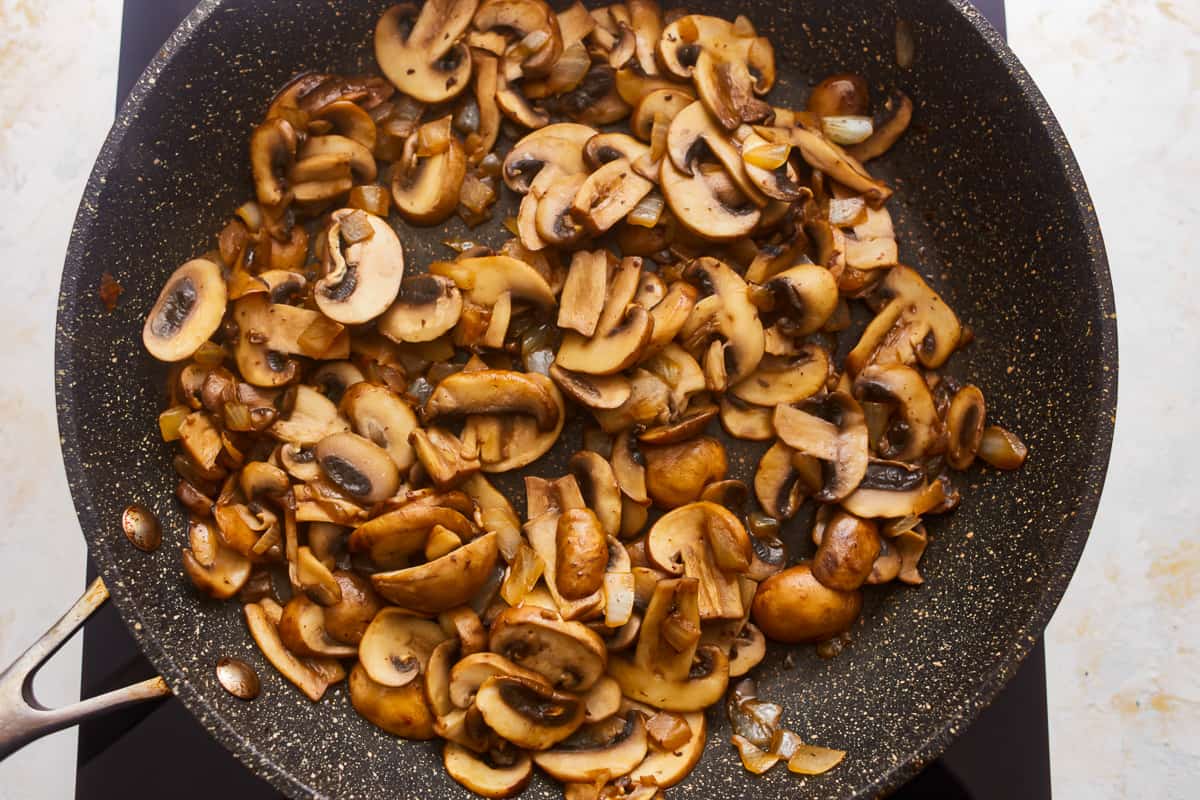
[55, 1, 1114, 798]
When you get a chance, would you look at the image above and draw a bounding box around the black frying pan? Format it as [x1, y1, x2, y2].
[19, 0, 1117, 797]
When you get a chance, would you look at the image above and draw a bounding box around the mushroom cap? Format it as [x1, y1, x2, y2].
[475, 674, 586, 750]
[425, 369, 560, 430]
[276, 594, 358, 659]
[503, 123, 596, 192]
[946, 383, 986, 470]
[631, 87, 694, 141]
[751, 562, 862, 643]
[488, 605, 608, 692]
[375, 1, 475, 104]
[371, 531, 500, 613]
[730, 348, 830, 407]
[719, 395, 774, 442]
[643, 437, 728, 508]
[448, 651, 548, 709]
[143, 259, 227, 363]
[532, 710, 649, 783]
[315, 209, 405, 324]
[358, 608, 449, 687]
[379, 274, 463, 344]
[761, 263, 840, 336]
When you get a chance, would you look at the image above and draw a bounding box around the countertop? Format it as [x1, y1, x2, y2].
[0, 1, 1195, 798]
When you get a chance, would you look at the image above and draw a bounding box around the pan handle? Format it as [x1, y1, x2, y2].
[0, 577, 172, 760]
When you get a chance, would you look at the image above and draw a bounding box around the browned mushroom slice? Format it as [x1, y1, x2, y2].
[692, 49, 771, 130]
[760, 263, 840, 336]
[359, 608, 448, 687]
[313, 100, 376, 149]
[315, 431, 400, 505]
[230, 296, 298, 388]
[349, 661, 436, 738]
[444, 742, 533, 798]
[379, 274, 463, 344]
[432, 255, 557, 308]
[607, 644, 729, 712]
[739, 130, 803, 201]
[660, 157, 761, 240]
[853, 363, 940, 461]
[719, 395, 773, 441]
[277, 594, 358, 658]
[555, 305, 653, 375]
[589, 369, 670, 435]
[774, 392, 869, 503]
[639, 343, 705, 416]
[639, 403, 719, 446]
[583, 133, 650, 168]
[392, 124, 468, 225]
[636, 577, 702, 680]
[336, 382, 418, 475]
[753, 441, 819, 520]
[323, 571, 383, 645]
[526, 169, 587, 248]
[489, 605, 608, 692]
[751, 562, 862, 643]
[375, 0, 475, 104]
[645, 282, 698, 355]
[666, 102, 764, 203]
[846, 266, 962, 374]
[533, 709, 649, 782]
[143, 259, 227, 362]
[679, 257, 765, 386]
[372, 532, 499, 612]
[644, 501, 749, 619]
[349, 502, 475, 568]
[316, 209, 405, 325]
[764, 122, 892, 206]
[449, 652, 548, 709]
[465, 375, 565, 473]
[249, 118, 297, 207]
[475, 675, 585, 750]
[629, 710, 706, 788]
[946, 384, 986, 470]
[425, 369, 559, 430]
[496, 72, 551, 129]
[568, 451, 624, 538]
[502, 123, 596, 192]
[557, 249, 609, 336]
[550, 364, 632, 410]
[657, 15, 774, 93]
[611, 429, 650, 507]
[474, 0, 563, 78]
[840, 460, 946, 519]
[643, 437, 727, 509]
[554, 508, 609, 600]
[271, 385, 351, 445]
[630, 87, 694, 141]
[573, 158, 655, 234]
[244, 602, 340, 702]
[809, 509, 881, 592]
[300, 134, 377, 183]
[731, 348, 829, 407]
[410, 426, 482, 488]
[183, 518, 251, 599]
[847, 89, 913, 163]
[843, 204, 898, 270]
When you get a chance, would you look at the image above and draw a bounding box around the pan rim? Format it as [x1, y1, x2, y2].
[53, 1, 1117, 798]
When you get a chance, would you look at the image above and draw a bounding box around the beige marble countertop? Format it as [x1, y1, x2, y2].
[0, 1, 1195, 798]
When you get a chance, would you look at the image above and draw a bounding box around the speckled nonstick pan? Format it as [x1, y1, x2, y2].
[38, 0, 1116, 797]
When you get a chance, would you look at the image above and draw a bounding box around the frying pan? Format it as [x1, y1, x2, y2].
[0, 0, 1116, 797]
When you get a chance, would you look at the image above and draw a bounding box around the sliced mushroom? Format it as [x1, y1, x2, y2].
[249, 118, 297, 207]
[349, 500, 474, 568]
[946, 384, 986, 470]
[444, 742, 533, 798]
[449, 651, 548, 709]
[643, 437, 727, 509]
[607, 644, 729, 712]
[584, 133, 650, 168]
[375, 0, 475, 104]
[666, 102, 763, 202]
[719, 394, 773, 441]
[631, 87, 694, 141]
[660, 157, 761, 240]
[753, 441, 819, 520]
[611, 430, 649, 506]
[556, 249, 609, 336]
[271, 385, 351, 445]
[339, 382, 419, 475]
[277, 594, 358, 658]
[568, 451, 623, 538]
[410, 426, 483, 488]
[572, 158, 655, 235]
[379, 275, 463, 344]
[638, 403, 719, 446]
[847, 89, 913, 163]
[432, 255, 557, 308]
[295, 545, 342, 605]
[977, 425, 1028, 470]
[554, 508, 609, 600]
[503, 123, 596, 192]
[629, 711, 706, 788]
[231, 295, 298, 388]
[359, 608, 449, 687]
[639, 343, 706, 416]
[182, 518, 251, 599]
[324, 570, 384, 645]
[474, 0, 563, 78]
[143, 259, 227, 362]
[349, 661, 436, 738]
[637, 577, 702, 681]
[300, 134, 377, 183]
[644, 501, 749, 619]
[763, 122, 892, 206]
[550, 364, 632, 410]
[751, 562, 862, 643]
[679, 257, 764, 385]
[843, 203, 898, 270]
[316, 209, 405, 324]
[658, 15, 774, 93]
[496, 73, 551, 128]
[854, 363, 940, 461]
[730, 348, 829, 407]
[372, 532, 500, 612]
[316, 431, 400, 504]
[392, 125, 468, 225]
[645, 283, 699, 355]
[728, 622, 766, 677]
[489, 605, 607, 691]
[476, 674, 585, 750]
[773, 391, 869, 503]
[244, 602, 337, 702]
[840, 460, 946, 519]
[761, 263, 840, 336]
[425, 369, 559, 429]
[555, 305, 653, 375]
[533, 709, 649, 782]
[532, 170, 589, 247]
[590, 369, 671, 434]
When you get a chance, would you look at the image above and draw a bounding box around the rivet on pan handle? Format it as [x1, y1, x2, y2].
[0, 577, 172, 760]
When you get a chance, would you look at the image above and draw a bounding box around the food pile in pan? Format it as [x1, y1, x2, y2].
[140, 1, 1027, 796]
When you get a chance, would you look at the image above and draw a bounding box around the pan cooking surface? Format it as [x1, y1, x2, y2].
[55, 1, 1114, 797]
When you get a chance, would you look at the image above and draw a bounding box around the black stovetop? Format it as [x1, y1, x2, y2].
[77, 2, 1048, 798]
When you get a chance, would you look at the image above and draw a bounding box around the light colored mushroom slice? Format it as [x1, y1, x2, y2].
[379, 274, 463, 344]
[844, 204, 898, 270]
[503, 123, 597, 192]
[323, 570, 384, 645]
[582, 676, 623, 723]
[639, 404, 719, 446]
[444, 742, 533, 798]
[410, 426, 483, 488]
[300, 134, 376, 182]
[556, 306, 654, 376]
[489, 605, 608, 692]
[666, 101, 764, 204]
[358, 608, 448, 688]
[768, 122, 892, 206]
[371, 532, 500, 612]
[550, 364, 632, 411]
[529, 169, 588, 247]
[432, 255, 556, 308]
[425, 639, 458, 716]
[533, 709, 649, 782]
[349, 502, 474, 568]
[840, 460, 946, 519]
[349, 661, 436, 739]
[557, 250, 609, 336]
[435, 705, 493, 753]
[178, 411, 222, 471]
[249, 118, 297, 207]
[392, 126, 468, 226]
[277, 594, 358, 659]
[847, 89, 914, 162]
[568, 451, 623, 538]
[629, 711, 706, 788]
[425, 369, 559, 429]
[692, 49, 772, 130]
[590, 369, 671, 435]
[474, 0, 563, 77]
[946, 384, 986, 470]
[728, 623, 767, 677]
[643, 437, 728, 509]
[243, 601, 334, 702]
[774, 391, 869, 503]
[611, 430, 649, 506]
[760, 263, 839, 336]
[731, 348, 830, 407]
[375, 0, 475, 104]
[631, 86, 694, 141]
[338, 382, 418, 475]
[464, 374, 565, 473]
[461, 474, 524, 562]
[640, 343, 706, 416]
[476, 675, 585, 751]
[295, 545, 342, 605]
[847, 267, 962, 374]
[231, 295, 298, 387]
[657, 14, 774, 92]
[644, 501, 749, 619]
[143, 259, 227, 362]
[740, 130, 804, 201]
[497, 72, 550, 128]
[315, 209, 405, 324]
[679, 257, 765, 385]
[753, 441, 819, 520]
[719, 395, 773, 441]
[449, 652, 549, 709]
[607, 644, 729, 712]
[636, 577, 702, 681]
[315, 431, 400, 505]
[271, 385, 350, 445]
[659, 157, 761, 240]
[644, 282, 698, 355]
[572, 159, 655, 236]
[853, 363, 940, 461]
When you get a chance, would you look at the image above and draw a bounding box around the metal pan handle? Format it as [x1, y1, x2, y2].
[0, 577, 172, 760]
